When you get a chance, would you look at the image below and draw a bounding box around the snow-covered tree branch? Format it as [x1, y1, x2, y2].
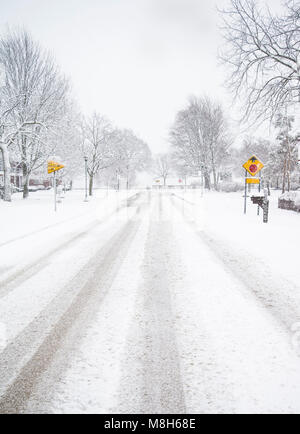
[0, 29, 70, 199]
[219, 0, 300, 123]
[170, 96, 230, 190]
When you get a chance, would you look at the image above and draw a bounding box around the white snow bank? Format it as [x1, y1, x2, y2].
[279, 191, 300, 205]
[0, 189, 138, 246]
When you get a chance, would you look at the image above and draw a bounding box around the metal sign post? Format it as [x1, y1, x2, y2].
[53, 171, 57, 212]
[244, 169, 247, 214]
[257, 174, 261, 216]
[48, 160, 65, 212]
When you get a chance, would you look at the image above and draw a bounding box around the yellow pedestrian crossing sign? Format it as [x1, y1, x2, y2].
[48, 160, 65, 174]
[243, 156, 264, 177]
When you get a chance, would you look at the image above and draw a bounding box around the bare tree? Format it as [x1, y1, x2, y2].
[0, 29, 69, 199]
[219, 0, 300, 122]
[171, 153, 192, 185]
[81, 113, 114, 196]
[275, 111, 298, 193]
[113, 129, 151, 189]
[170, 96, 230, 190]
[170, 101, 209, 187]
[200, 97, 230, 190]
[54, 102, 82, 189]
[0, 95, 18, 201]
[154, 154, 171, 186]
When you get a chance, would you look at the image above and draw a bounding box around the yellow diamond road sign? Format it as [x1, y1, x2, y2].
[243, 155, 264, 177]
[48, 160, 65, 174]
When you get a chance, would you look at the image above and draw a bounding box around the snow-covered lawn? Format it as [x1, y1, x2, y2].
[0, 189, 137, 246]
[168, 194, 300, 413]
[172, 189, 300, 330]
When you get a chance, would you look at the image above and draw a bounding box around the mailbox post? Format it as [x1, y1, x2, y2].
[263, 188, 269, 223]
[250, 188, 269, 223]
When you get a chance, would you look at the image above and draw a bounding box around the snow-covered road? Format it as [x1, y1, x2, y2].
[0, 190, 300, 414]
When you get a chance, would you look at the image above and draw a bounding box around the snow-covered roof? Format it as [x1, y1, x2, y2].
[152, 177, 191, 186]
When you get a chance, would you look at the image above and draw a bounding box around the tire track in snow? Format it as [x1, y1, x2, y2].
[0, 197, 145, 414]
[116, 193, 186, 414]
[197, 232, 300, 331]
[0, 193, 142, 299]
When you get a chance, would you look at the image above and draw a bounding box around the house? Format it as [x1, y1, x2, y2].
[152, 177, 201, 189]
[0, 161, 23, 189]
[0, 160, 51, 190]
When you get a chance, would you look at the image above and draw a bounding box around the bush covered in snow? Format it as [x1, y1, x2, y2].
[219, 181, 244, 193]
[278, 192, 300, 212]
[290, 182, 300, 192]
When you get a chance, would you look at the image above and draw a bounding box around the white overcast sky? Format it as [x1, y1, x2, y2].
[0, 0, 284, 152]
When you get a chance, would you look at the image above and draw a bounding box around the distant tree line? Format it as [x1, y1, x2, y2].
[80, 113, 151, 195]
[0, 29, 151, 201]
[232, 115, 300, 194]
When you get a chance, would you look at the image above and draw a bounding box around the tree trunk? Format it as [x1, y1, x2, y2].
[116, 173, 120, 191]
[204, 172, 211, 190]
[287, 151, 291, 192]
[22, 163, 30, 199]
[210, 146, 218, 190]
[0, 142, 12, 202]
[267, 180, 271, 196]
[212, 167, 218, 191]
[89, 174, 94, 196]
[282, 157, 287, 194]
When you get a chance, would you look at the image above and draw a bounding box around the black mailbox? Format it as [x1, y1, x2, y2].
[251, 195, 269, 223]
[251, 196, 264, 206]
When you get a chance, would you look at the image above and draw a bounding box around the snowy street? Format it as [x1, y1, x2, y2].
[1, 190, 300, 414]
[1, 0, 300, 419]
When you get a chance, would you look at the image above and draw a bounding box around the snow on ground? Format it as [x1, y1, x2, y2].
[0, 188, 300, 414]
[0, 189, 138, 280]
[0, 189, 139, 347]
[24, 198, 151, 414]
[172, 189, 300, 330]
[169, 194, 300, 413]
[0, 188, 137, 246]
